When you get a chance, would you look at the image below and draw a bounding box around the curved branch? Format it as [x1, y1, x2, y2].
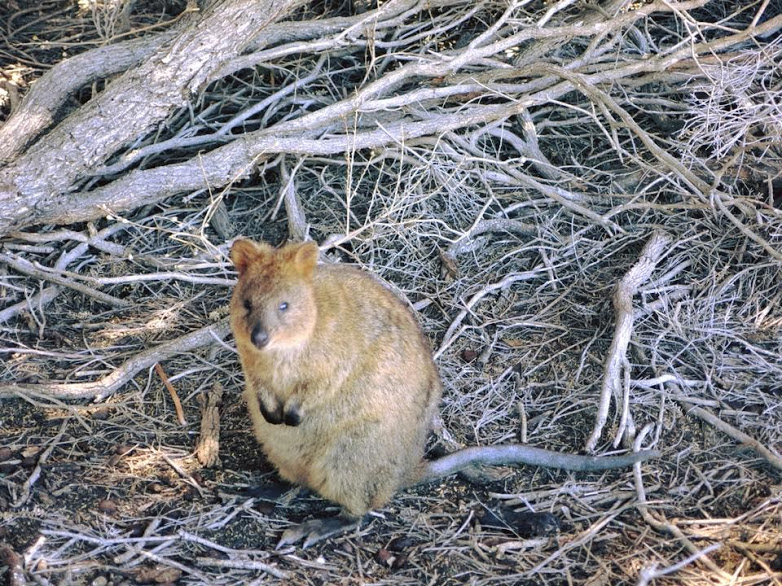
[586, 229, 673, 453]
[0, 320, 232, 401]
[23, 100, 538, 226]
[0, 34, 173, 163]
[0, 0, 306, 235]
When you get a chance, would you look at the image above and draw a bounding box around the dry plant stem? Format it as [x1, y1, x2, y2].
[160, 453, 205, 498]
[646, 356, 782, 470]
[529, 509, 621, 575]
[0, 252, 130, 308]
[7, 3, 782, 237]
[11, 418, 69, 508]
[677, 399, 782, 471]
[444, 132, 623, 233]
[0, 320, 231, 400]
[196, 383, 223, 467]
[279, 159, 308, 241]
[586, 229, 672, 453]
[205, 498, 259, 531]
[104, 52, 326, 176]
[137, 549, 212, 583]
[213, 0, 424, 77]
[197, 558, 288, 578]
[112, 518, 163, 565]
[546, 64, 712, 197]
[633, 427, 730, 579]
[0, 222, 133, 324]
[713, 194, 782, 262]
[0, 286, 60, 325]
[615, 356, 635, 448]
[549, 62, 782, 262]
[179, 531, 237, 555]
[10, 226, 129, 255]
[0, 0, 720, 236]
[78, 271, 233, 287]
[154, 363, 187, 426]
[737, 552, 782, 586]
[436, 270, 544, 359]
[635, 544, 722, 586]
[42, 529, 173, 547]
[446, 219, 537, 258]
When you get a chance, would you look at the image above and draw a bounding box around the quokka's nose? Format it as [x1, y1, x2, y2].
[251, 323, 269, 348]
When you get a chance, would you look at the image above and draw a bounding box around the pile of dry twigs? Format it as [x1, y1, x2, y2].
[1, 0, 781, 583]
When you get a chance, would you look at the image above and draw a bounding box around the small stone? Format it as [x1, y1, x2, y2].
[92, 407, 111, 420]
[374, 548, 392, 565]
[461, 349, 478, 362]
[97, 499, 117, 514]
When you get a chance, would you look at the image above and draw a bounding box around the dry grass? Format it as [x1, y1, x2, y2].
[1, 0, 782, 584]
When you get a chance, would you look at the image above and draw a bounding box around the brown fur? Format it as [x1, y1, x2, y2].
[230, 239, 660, 530]
[230, 239, 441, 517]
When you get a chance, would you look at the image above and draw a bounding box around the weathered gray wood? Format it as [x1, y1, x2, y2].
[0, 0, 305, 235]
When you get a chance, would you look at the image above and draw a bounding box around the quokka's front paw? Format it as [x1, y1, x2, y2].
[259, 398, 284, 425]
[283, 403, 301, 426]
[260, 397, 302, 426]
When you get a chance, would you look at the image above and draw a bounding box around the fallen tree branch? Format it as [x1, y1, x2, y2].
[0, 0, 308, 235]
[586, 229, 673, 453]
[0, 34, 173, 162]
[677, 399, 782, 472]
[0, 251, 130, 309]
[0, 320, 231, 401]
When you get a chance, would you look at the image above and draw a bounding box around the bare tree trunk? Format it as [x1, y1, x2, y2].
[2, 0, 780, 241]
[0, 0, 305, 235]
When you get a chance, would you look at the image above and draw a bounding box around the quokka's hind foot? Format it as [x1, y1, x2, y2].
[276, 514, 363, 549]
[235, 481, 304, 504]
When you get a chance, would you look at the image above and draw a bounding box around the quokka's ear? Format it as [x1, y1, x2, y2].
[231, 239, 272, 276]
[291, 241, 319, 277]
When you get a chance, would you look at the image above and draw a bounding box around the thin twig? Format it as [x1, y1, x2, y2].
[11, 418, 69, 508]
[677, 399, 782, 471]
[155, 363, 187, 426]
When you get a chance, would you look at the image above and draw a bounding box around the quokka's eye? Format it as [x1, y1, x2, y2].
[243, 299, 252, 312]
[279, 301, 289, 312]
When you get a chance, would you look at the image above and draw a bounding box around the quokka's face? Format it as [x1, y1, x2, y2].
[230, 239, 319, 352]
[231, 274, 316, 351]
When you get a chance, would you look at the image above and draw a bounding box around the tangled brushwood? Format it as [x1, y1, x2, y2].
[1, 0, 781, 584]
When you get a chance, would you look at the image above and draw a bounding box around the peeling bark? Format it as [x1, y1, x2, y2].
[0, 0, 306, 235]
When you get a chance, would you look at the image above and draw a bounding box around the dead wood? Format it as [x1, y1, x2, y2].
[1, 0, 782, 583]
[196, 382, 223, 467]
[0, 0, 308, 234]
[9, 0, 780, 236]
